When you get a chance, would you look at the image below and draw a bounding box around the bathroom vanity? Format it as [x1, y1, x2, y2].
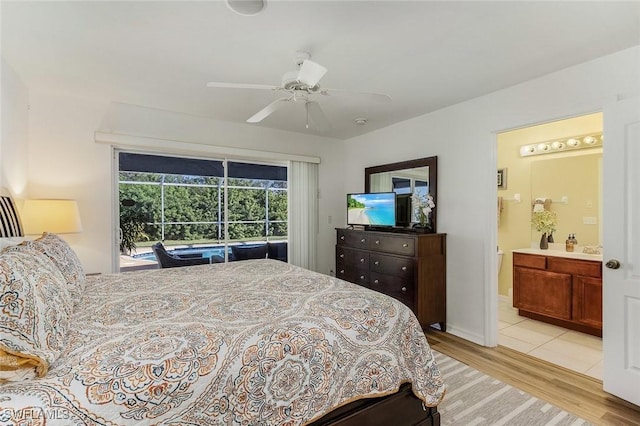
[512, 248, 602, 337]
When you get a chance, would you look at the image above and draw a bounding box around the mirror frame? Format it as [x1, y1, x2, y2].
[365, 156, 438, 232]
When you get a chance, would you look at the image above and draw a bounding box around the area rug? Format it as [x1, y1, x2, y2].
[432, 351, 591, 425]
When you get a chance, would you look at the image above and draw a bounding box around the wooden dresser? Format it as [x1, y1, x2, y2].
[335, 228, 446, 331]
[513, 251, 602, 336]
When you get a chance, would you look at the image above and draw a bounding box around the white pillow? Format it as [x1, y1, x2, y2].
[0, 237, 26, 251]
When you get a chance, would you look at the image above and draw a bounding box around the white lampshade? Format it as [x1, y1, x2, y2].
[21, 199, 83, 235]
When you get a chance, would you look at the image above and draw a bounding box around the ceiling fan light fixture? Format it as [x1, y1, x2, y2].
[354, 118, 368, 125]
[226, 0, 266, 16]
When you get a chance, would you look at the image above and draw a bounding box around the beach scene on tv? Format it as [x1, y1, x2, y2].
[347, 193, 395, 226]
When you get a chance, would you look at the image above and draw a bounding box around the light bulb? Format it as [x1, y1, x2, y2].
[567, 138, 580, 147]
[520, 145, 535, 156]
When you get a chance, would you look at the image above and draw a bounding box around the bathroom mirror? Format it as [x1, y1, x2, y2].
[530, 153, 602, 246]
[365, 156, 437, 232]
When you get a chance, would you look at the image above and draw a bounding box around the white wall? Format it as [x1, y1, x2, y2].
[4, 45, 639, 345]
[25, 96, 345, 274]
[1, 57, 29, 198]
[344, 46, 640, 345]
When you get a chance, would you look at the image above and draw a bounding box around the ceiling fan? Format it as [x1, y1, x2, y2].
[206, 51, 391, 131]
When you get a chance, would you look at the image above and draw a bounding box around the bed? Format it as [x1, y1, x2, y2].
[0, 234, 445, 425]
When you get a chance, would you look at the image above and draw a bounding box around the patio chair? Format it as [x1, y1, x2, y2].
[151, 242, 216, 268]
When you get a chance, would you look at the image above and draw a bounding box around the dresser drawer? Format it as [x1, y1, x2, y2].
[369, 235, 415, 256]
[336, 265, 350, 281]
[351, 270, 370, 287]
[336, 266, 370, 286]
[370, 272, 415, 307]
[513, 252, 546, 270]
[337, 246, 370, 269]
[337, 229, 370, 248]
[370, 253, 414, 278]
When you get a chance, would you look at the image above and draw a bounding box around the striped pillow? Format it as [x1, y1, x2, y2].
[0, 195, 23, 238]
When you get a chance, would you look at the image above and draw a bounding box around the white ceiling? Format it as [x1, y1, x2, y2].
[2, 1, 639, 140]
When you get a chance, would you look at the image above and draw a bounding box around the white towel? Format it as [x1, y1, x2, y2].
[533, 198, 547, 213]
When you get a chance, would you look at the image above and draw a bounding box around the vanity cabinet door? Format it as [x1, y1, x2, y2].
[573, 275, 603, 329]
[514, 267, 572, 320]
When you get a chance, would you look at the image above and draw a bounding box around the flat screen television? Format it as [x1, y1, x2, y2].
[347, 192, 396, 227]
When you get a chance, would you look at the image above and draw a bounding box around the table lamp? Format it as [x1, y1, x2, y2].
[21, 199, 83, 235]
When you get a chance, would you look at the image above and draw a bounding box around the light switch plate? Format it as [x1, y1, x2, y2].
[583, 216, 597, 225]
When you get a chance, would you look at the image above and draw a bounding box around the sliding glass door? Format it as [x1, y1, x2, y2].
[117, 152, 287, 271]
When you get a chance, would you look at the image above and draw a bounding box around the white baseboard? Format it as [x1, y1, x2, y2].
[442, 325, 486, 347]
[499, 291, 513, 305]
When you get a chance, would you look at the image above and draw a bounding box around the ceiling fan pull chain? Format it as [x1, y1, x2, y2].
[305, 102, 310, 129]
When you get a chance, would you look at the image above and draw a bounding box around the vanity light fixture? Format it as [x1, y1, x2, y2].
[519, 132, 602, 157]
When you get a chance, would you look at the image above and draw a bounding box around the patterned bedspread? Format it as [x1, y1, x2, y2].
[0, 259, 444, 425]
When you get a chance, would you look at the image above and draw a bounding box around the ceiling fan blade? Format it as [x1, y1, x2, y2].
[297, 60, 327, 87]
[321, 88, 392, 103]
[206, 82, 280, 91]
[306, 101, 330, 131]
[247, 98, 290, 123]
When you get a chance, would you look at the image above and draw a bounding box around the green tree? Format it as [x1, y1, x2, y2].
[119, 173, 288, 245]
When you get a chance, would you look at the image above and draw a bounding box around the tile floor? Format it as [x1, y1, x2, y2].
[498, 297, 603, 380]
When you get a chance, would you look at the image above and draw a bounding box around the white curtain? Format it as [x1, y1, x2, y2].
[288, 161, 318, 270]
[370, 172, 392, 192]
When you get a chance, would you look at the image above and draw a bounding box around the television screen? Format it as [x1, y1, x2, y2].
[347, 192, 396, 227]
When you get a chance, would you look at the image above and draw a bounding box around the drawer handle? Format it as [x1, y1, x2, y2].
[375, 240, 380, 244]
[340, 235, 345, 240]
[361, 238, 366, 244]
[360, 275, 365, 280]
[374, 279, 379, 284]
[401, 287, 407, 292]
[374, 261, 380, 266]
[360, 258, 365, 263]
[402, 243, 409, 248]
[401, 266, 407, 271]
[340, 254, 344, 258]
[340, 269, 344, 274]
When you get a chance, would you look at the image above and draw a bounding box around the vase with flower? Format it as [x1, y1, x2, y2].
[412, 192, 435, 231]
[531, 210, 557, 250]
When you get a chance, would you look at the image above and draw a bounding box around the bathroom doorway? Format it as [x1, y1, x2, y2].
[496, 112, 603, 379]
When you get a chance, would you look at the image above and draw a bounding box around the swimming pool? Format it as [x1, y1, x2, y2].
[133, 245, 229, 261]
[133, 243, 281, 261]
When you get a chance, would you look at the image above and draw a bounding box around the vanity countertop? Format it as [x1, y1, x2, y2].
[512, 247, 603, 262]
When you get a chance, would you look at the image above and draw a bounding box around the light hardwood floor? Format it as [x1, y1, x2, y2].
[425, 330, 640, 425]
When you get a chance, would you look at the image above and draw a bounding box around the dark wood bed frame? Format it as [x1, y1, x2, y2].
[310, 383, 440, 426]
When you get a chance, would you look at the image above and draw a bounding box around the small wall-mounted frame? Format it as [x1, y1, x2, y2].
[497, 168, 507, 190]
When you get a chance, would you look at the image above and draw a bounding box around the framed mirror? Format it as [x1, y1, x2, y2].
[365, 156, 437, 232]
